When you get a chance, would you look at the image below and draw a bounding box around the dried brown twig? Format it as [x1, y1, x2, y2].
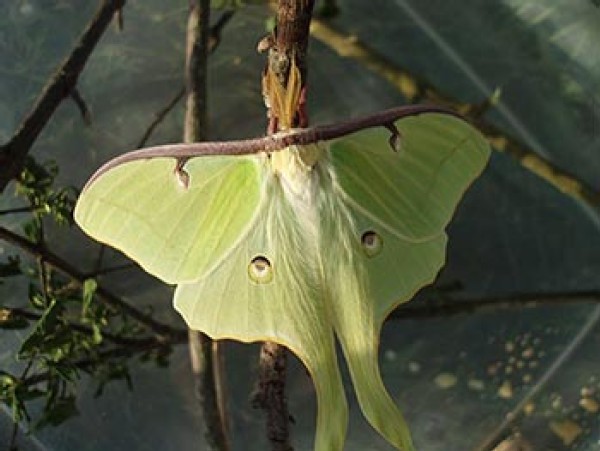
[390, 290, 600, 320]
[0, 0, 126, 192]
[0, 225, 186, 339]
[183, 2, 230, 450]
[135, 9, 235, 149]
[253, 2, 316, 450]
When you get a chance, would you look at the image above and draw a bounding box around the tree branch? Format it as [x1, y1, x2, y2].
[0, 305, 164, 347]
[135, 9, 236, 149]
[252, 341, 292, 451]
[0, 225, 186, 340]
[389, 290, 600, 320]
[0, 0, 126, 192]
[183, 2, 230, 450]
[20, 335, 187, 388]
[136, 87, 185, 149]
[256, 2, 315, 450]
[69, 88, 92, 126]
[0, 206, 32, 216]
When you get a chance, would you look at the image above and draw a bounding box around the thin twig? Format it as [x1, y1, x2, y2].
[115, 7, 124, 31]
[389, 290, 600, 320]
[84, 262, 136, 277]
[0, 0, 126, 192]
[135, 9, 235, 149]
[0, 225, 186, 339]
[252, 341, 292, 451]
[309, 19, 600, 210]
[256, 2, 316, 450]
[20, 335, 186, 388]
[8, 360, 35, 451]
[9, 420, 18, 451]
[136, 87, 185, 149]
[70, 88, 92, 126]
[183, 2, 230, 450]
[2, 305, 164, 347]
[83, 105, 456, 185]
[8, 287, 591, 356]
[0, 206, 32, 216]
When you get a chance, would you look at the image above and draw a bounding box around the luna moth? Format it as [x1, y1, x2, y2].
[74, 105, 490, 451]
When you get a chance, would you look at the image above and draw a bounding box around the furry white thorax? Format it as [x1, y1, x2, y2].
[269, 143, 325, 241]
[270, 143, 322, 203]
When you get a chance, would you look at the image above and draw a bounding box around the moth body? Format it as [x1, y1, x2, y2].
[74, 111, 490, 451]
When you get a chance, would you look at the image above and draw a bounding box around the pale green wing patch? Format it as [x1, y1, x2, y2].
[318, 192, 424, 451]
[74, 156, 261, 284]
[174, 176, 348, 451]
[329, 113, 490, 241]
[321, 112, 489, 450]
[334, 218, 446, 451]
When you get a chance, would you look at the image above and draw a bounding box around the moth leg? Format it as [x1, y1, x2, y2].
[385, 122, 402, 152]
[174, 157, 190, 189]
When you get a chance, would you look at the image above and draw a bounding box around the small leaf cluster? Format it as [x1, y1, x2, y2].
[1, 156, 173, 447]
[15, 156, 77, 242]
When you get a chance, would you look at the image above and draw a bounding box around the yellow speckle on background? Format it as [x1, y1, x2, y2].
[581, 386, 594, 397]
[488, 362, 501, 376]
[523, 401, 535, 415]
[551, 396, 562, 410]
[505, 341, 515, 353]
[434, 372, 457, 389]
[468, 378, 485, 391]
[522, 347, 534, 359]
[579, 397, 599, 413]
[549, 419, 582, 445]
[498, 380, 513, 399]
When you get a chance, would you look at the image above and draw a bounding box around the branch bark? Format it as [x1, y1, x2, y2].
[183, 2, 230, 450]
[389, 290, 600, 320]
[0, 0, 126, 192]
[20, 335, 186, 388]
[0, 225, 185, 339]
[255, 2, 315, 450]
[135, 9, 235, 149]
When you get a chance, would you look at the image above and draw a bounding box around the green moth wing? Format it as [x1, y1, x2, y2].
[321, 113, 488, 449]
[329, 113, 489, 241]
[74, 107, 490, 451]
[174, 174, 349, 450]
[74, 156, 261, 284]
[320, 199, 446, 450]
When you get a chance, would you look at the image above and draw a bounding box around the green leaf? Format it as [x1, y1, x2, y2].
[18, 299, 62, 359]
[22, 217, 42, 243]
[34, 395, 79, 430]
[93, 363, 133, 398]
[81, 278, 97, 318]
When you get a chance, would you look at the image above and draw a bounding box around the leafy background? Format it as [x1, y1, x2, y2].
[1, 0, 599, 450]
